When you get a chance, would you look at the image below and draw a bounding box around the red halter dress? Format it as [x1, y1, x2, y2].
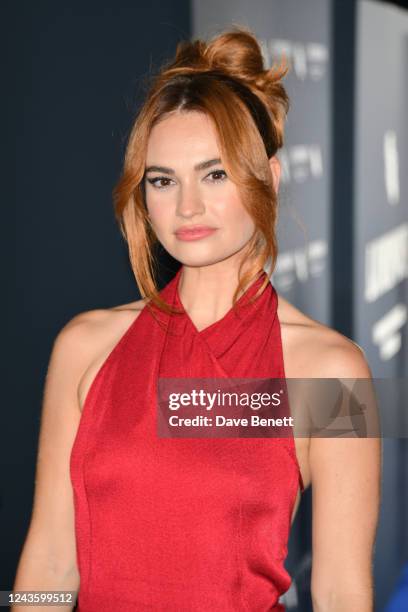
[70, 267, 304, 611]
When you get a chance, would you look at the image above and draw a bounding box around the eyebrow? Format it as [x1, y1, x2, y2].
[145, 158, 222, 175]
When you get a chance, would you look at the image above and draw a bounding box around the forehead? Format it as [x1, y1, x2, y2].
[146, 111, 220, 160]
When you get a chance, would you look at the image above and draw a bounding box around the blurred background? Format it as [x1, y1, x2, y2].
[3, 0, 408, 610]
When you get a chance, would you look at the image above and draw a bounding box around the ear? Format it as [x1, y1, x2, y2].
[269, 155, 281, 194]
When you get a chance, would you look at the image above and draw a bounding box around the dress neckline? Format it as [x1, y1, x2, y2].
[174, 266, 268, 337]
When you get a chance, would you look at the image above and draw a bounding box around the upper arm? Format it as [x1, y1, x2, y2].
[309, 342, 382, 608]
[23, 312, 101, 575]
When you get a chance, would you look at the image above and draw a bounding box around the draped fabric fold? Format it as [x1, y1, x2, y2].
[70, 267, 304, 611]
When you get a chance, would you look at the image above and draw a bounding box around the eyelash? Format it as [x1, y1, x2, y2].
[146, 169, 227, 190]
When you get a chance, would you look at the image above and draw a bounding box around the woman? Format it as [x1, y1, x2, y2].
[13, 26, 381, 611]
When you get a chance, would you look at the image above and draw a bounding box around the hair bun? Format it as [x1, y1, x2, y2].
[170, 25, 286, 90]
[163, 25, 289, 141]
[204, 26, 266, 83]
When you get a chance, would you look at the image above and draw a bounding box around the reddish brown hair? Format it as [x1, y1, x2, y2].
[112, 24, 290, 316]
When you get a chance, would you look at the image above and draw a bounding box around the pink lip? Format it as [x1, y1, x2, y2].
[175, 226, 218, 241]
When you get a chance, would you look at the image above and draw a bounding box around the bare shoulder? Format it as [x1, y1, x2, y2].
[60, 297, 149, 412]
[277, 292, 372, 379]
[60, 297, 147, 354]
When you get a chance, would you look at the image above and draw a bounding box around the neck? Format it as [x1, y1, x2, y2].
[177, 259, 263, 332]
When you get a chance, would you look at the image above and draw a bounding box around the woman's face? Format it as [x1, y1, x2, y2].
[143, 110, 257, 269]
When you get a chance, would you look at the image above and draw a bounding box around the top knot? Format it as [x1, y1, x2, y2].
[202, 26, 268, 85]
[176, 28, 264, 80]
[163, 25, 287, 94]
[155, 25, 290, 142]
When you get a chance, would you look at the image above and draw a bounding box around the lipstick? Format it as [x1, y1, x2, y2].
[175, 226, 218, 241]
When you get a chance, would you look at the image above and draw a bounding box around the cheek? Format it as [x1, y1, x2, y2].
[220, 197, 255, 236]
[146, 198, 171, 232]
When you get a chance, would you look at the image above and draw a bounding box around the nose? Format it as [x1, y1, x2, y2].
[176, 181, 205, 219]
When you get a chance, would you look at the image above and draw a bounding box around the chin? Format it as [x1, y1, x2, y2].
[171, 250, 247, 270]
[172, 254, 223, 268]
[163, 240, 214, 265]
[162, 237, 251, 269]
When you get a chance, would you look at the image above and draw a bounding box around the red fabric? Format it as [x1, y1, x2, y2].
[70, 267, 304, 611]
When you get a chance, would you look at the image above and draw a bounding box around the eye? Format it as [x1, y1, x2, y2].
[146, 176, 174, 190]
[205, 169, 227, 182]
[145, 169, 227, 190]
